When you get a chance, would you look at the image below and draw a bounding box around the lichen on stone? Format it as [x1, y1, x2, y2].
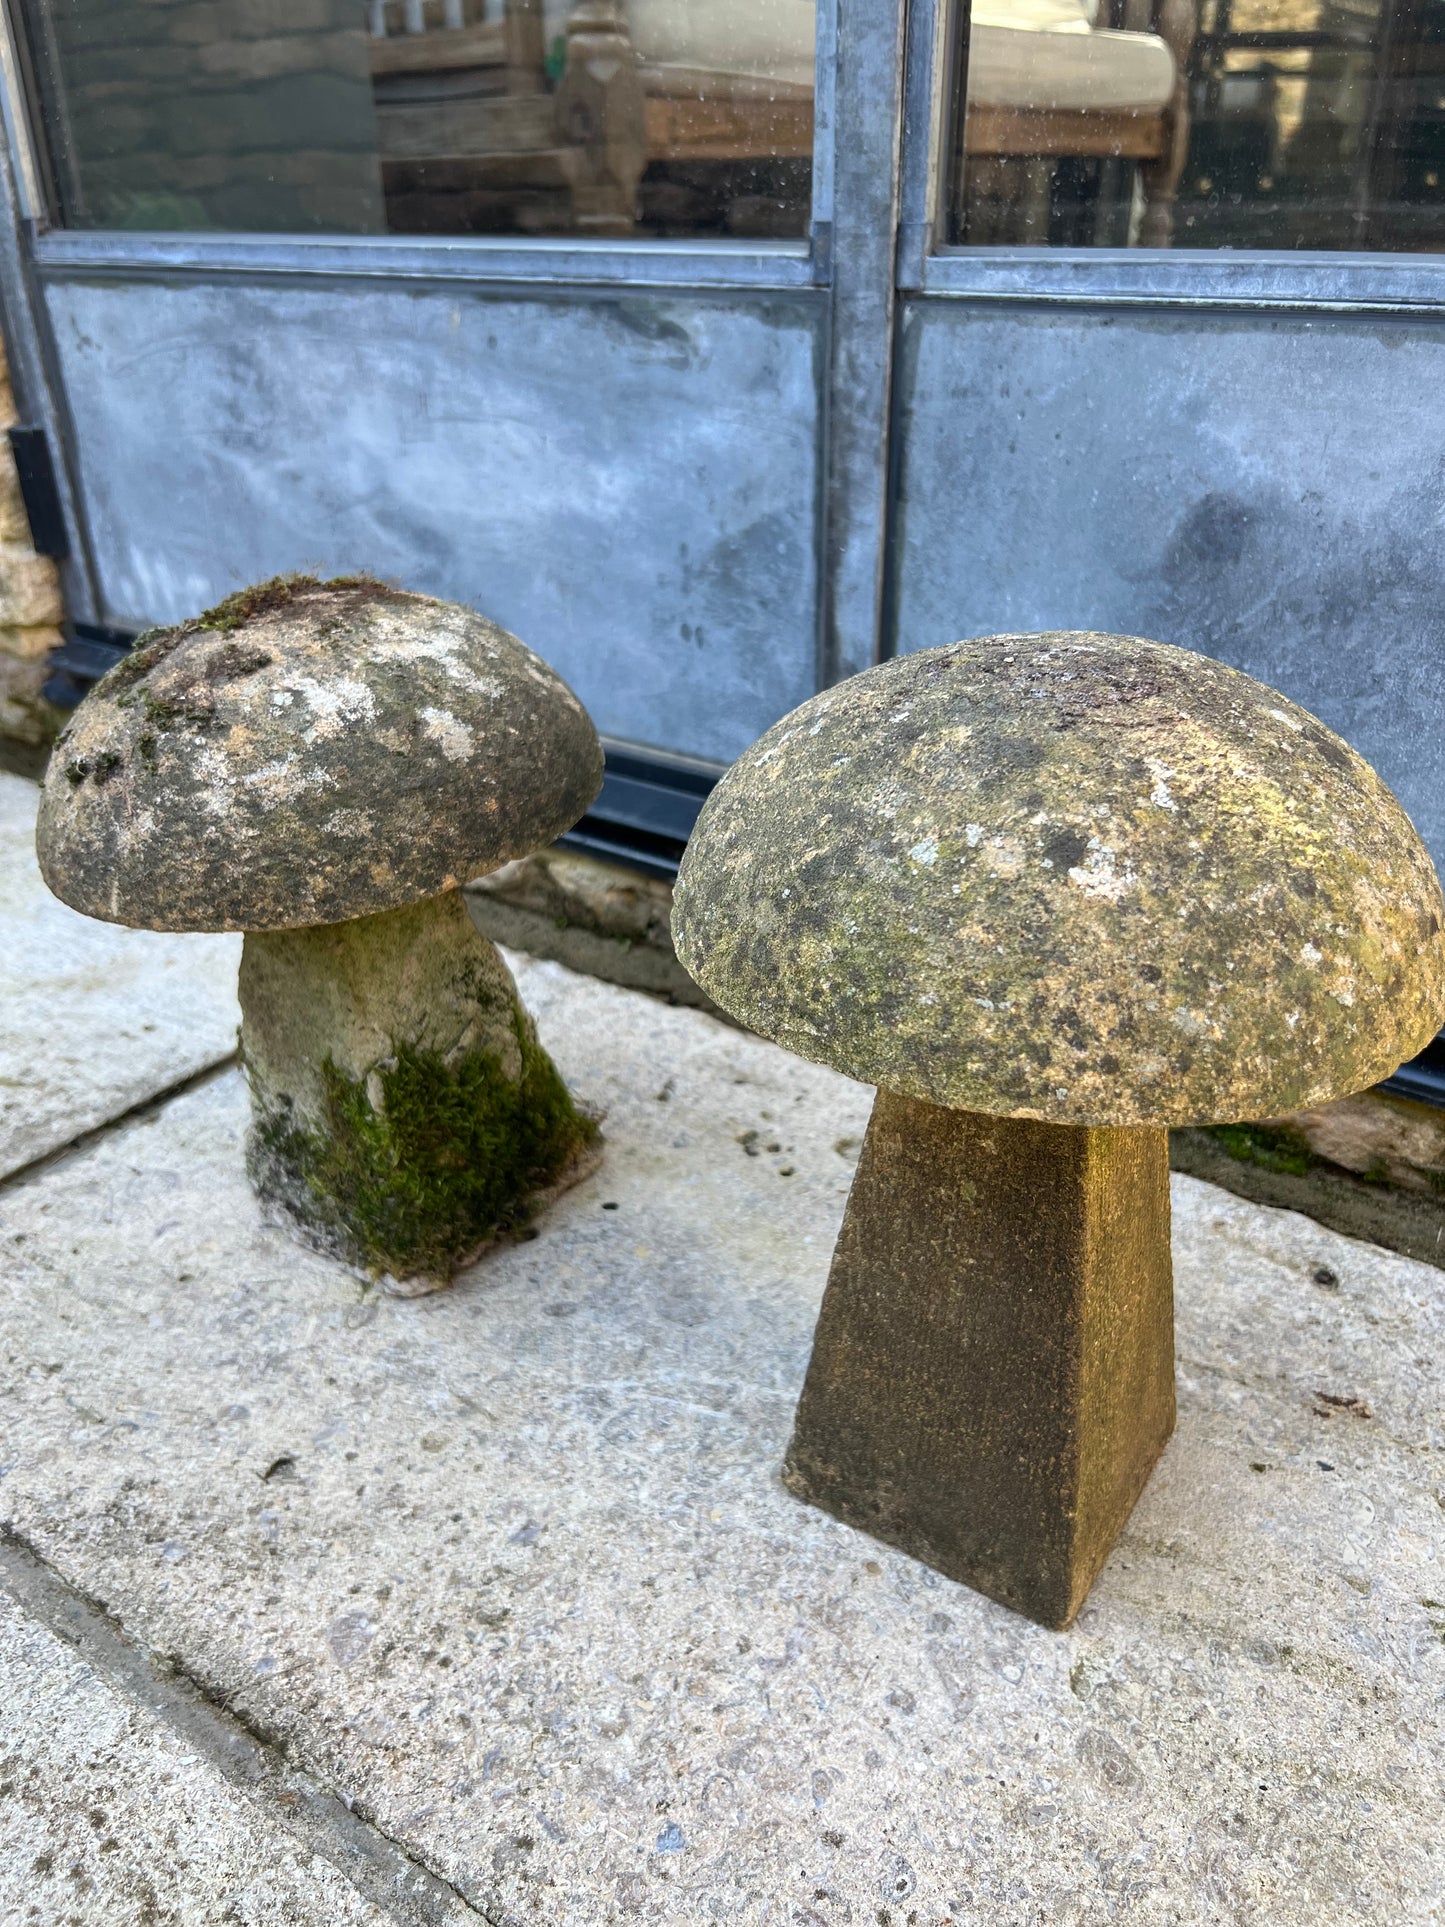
[35, 578, 603, 932]
[671, 632, 1445, 1127]
[247, 1006, 597, 1282]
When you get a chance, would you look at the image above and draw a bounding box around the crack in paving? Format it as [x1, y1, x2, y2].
[0, 1053, 240, 1195]
[0, 1527, 498, 1927]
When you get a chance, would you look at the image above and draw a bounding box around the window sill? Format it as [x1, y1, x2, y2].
[913, 246, 1445, 313]
[30, 227, 820, 294]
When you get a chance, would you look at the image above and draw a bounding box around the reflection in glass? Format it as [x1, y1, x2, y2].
[950, 0, 1445, 249]
[13, 0, 815, 238]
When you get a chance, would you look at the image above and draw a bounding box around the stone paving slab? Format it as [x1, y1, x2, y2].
[0, 954, 1442, 1925]
[0, 1584, 402, 1926]
[0, 771, 241, 1178]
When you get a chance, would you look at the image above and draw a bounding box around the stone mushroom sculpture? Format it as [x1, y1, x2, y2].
[36, 575, 604, 1291]
[671, 631, 1445, 1628]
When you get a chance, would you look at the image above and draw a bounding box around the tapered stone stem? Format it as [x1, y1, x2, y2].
[783, 1090, 1175, 1629]
[239, 890, 596, 1287]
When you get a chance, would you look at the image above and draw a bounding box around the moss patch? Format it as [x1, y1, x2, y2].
[99, 576, 394, 706]
[250, 1011, 597, 1280]
[199, 572, 389, 635]
[1204, 1121, 1317, 1179]
[103, 625, 186, 699]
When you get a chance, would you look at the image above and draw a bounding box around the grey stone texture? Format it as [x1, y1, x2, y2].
[673, 633, 1445, 1126]
[0, 946, 1441, 1923]
[40, 0, 387, 234]
[0, 771, 240, 1178]
[37, 578, 604, 932]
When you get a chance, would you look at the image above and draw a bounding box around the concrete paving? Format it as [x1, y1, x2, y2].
[1, 939, 1442, 1925]
[0, 1584, 404, 1927]
[0, 771, 241, 1177]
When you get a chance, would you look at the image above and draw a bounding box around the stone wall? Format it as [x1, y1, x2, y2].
[0, 345, 64, 776]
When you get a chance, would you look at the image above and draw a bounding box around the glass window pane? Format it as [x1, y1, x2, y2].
[14, 0, 815, 239]
[948, 0, 1445, 249]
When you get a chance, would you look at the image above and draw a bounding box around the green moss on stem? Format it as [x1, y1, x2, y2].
[249, 1009, 597, 1281]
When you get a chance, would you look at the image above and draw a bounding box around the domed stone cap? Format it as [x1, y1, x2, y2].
[36, 577, 604, 933]
[672, 633, 1445, 1127]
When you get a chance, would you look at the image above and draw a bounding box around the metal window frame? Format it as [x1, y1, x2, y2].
[0, 0, 924, 683]
[896, 0, 1445, 315]
[28, 229, 819, 292]
[0, 0, 913, 871]
[887, 0, 1445, 1107]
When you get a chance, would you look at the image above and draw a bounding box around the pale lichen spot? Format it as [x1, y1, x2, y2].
[1066, 844, 1134, 903]
[981, 836, 1025, 880]
[1170, 1007, 1217, 1039]
[323, 808, 372, 839]
[420, 707, 476, 764]
[1147, 768, 1178, 811]
[241, 755, 336, 806]
[908, 837, 939, 868]
[1299, 941, 1324, 967]
[291, 674, 377, 743]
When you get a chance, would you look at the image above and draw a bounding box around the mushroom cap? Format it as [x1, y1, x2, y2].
[672, 633, 1445, 1127]
[36, 578, 604, 933]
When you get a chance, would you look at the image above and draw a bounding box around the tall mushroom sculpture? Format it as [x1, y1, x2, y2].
[37, 576, 604, 1292]
[672, 632, 1445, 1628]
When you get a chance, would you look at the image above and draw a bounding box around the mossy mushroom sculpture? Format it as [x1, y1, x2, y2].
[36, 576, 604, 1291]
[672, 632, 1445, 1629]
